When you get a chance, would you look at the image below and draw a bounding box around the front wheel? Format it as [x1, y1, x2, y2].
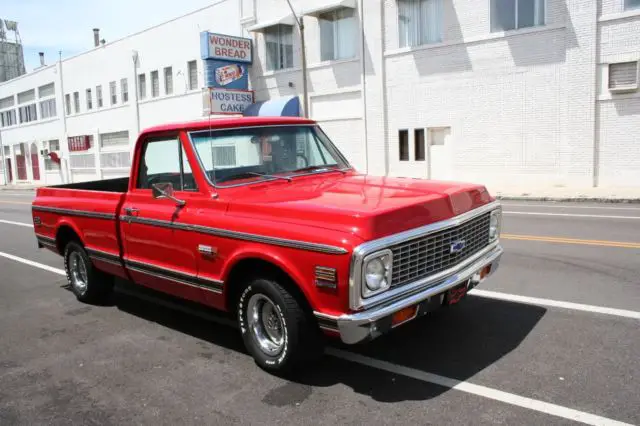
[64, 241, 113, 304]
[237, 277, 322, 373]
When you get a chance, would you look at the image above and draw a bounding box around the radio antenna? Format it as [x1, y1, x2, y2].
[207, 87, 219, 198]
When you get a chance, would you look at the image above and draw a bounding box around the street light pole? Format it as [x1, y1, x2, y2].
[284, 0, 309, 118]
[0, 130, 7, 186]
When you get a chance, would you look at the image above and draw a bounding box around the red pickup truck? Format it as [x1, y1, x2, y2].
[32, 116, 503, 372]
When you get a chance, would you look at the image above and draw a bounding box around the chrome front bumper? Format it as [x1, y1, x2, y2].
[315, 243, 503, 344]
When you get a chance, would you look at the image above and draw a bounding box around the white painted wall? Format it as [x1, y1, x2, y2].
[1, 0, 639, 190]
[596, 3, 640, 187]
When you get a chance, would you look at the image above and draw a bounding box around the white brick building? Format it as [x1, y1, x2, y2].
[1, 0, 639, 190]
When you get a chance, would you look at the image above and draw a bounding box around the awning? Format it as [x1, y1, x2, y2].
[303, 0, 356, 16]
[247, 14, 296, 32]
[243, 96, 301, 117]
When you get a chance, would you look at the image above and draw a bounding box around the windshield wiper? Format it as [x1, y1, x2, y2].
[290, 165, 351, 176]
[247, 172, 292, 182]
[215, 172, 291, 184]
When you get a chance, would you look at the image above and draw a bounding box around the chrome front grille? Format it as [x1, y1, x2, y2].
[389, 212, 491, 288]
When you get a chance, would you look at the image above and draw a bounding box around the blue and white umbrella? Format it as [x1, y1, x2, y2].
[243, 96, 301, 117]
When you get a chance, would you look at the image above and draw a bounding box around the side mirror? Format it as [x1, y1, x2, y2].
[151, 182, 186, 207]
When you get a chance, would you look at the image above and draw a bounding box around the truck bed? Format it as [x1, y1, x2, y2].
[48, 177, 129, 193]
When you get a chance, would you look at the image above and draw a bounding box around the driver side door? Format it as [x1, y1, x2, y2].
[121, 134, 204, 303]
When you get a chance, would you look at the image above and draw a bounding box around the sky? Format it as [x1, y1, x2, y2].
[3, 0, 217, 72]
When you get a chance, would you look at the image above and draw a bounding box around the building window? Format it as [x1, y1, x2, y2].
[109, 81, 117, 105]
[96, 85, 103, 108]
[398, 0, 443, 48]
[99, 131, 129, 148]
[121, 78, 129, 103]
[151, 71, 160, 97]
[138, 74, 147, 100]
[399, 130, 409, 161]
[18, 104, 37, 123]
[625, 0, 640, 10]
[73, 92, 80, 113]
[0, 95, 15, 110]
[188, 60, 198, 90]
[86, 89, 93, 110]
[414, 129, 425, 161]
[0, 110, 17, 127]
[319, 8, 357, 61]
[65, 94, 71, 115]
[45, 140, 61, 171]
[265, 25, 294, 71]
[40, 99, 57, 119]
[38, 83, 55, 98]
[490, 0, 545, 32]
[164, 67, 173, 95]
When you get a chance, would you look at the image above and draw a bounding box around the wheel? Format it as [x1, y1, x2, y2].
[64, 241, 114, 304]
[237, 277, 322, 373]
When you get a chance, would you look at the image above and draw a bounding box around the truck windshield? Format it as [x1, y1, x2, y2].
[189, 125, 350, 186]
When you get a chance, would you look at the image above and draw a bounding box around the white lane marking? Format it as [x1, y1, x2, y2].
[470, 289, 640, 320]
[0, 251, 65, 276]
[502, 203, 640, 211]
[0, 219, 34, 228]
[504, 211, 640, 220]
[327, 348, 634, 426]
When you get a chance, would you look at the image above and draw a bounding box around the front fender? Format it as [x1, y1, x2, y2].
[221, 246, 316, 310]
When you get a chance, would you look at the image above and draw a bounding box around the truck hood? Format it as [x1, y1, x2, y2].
[226, 173, 493, 241]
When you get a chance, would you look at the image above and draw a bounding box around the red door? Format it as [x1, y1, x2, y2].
[120, 135, 204, 304]
[15, 155, 27, 180]
[31, 148, 40, 181]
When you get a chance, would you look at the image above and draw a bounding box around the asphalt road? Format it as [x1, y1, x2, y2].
[0, 191, 638, 425]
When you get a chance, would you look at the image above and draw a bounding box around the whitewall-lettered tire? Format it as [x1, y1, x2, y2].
[237, 277, 322, 373]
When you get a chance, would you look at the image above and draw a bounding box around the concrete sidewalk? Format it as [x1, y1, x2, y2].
[0, 184, 37, 192]
[490, 185, 640, 203]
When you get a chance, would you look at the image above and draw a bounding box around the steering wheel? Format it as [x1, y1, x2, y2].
[296, 154, 309, 169]
[146, 173, 176, 188]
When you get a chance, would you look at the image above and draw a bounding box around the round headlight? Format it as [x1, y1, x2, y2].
[489, 210, 501, 241]
[365, 258, 386, 291]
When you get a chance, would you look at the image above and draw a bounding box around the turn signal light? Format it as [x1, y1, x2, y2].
[391, 305, 418, 327]
[480, 265, 492, 279]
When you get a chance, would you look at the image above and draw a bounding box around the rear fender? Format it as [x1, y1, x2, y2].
[54, 218, 85, 251]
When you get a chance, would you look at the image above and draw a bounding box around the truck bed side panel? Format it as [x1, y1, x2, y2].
[32, 187, 127, 279]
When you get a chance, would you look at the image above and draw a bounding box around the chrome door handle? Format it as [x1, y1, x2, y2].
[124, 207, 139, 216]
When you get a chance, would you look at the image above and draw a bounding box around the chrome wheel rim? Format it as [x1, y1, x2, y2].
[247, 294, 285, 356]
[69, 252, 88, 294]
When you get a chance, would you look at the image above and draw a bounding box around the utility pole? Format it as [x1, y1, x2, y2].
[284, 0, 309, 118]
[0, 130, 7, 186]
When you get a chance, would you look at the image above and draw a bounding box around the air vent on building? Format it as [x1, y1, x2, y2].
[608, 61, 639, 93]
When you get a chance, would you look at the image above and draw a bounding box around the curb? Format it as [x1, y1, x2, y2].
[0, 188, 37, 192]
[496, 195, 640, 204]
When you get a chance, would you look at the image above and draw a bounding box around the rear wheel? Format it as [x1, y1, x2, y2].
[64, 241, 113, 304]
[237, 277, 322, 373]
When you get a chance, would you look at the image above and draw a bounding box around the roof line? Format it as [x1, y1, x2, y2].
[60, 0, 232, 65]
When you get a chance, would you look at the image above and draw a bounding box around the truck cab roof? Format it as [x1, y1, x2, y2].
[140, 116, 317, 137]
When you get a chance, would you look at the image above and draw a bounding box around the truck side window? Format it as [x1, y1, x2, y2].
[137, 137, 197, 191]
